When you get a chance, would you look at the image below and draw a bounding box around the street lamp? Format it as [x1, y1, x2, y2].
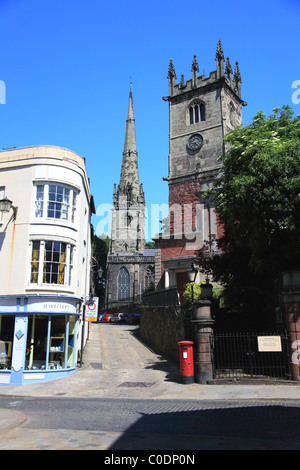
[187, 263, 197, 283]
[0, 197, 17, 220]
[187, 263, 197, 304]
[97, 267, 103, 278]
[201, 276, 213, 301]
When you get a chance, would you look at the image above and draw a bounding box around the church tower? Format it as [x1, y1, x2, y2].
[156, 40, 246, 297]
[110, 85, 145, 255]
[105, 86, 154, 310]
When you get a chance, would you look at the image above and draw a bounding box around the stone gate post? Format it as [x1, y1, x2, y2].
[282, 271, 300, 382]
[192, 300, 215, 384]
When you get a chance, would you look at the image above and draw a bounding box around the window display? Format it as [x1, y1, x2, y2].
[24, 314, 77, 372]
[25, 315, 48, 371]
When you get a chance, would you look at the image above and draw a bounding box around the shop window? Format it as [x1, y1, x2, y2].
[49, 316, 66, 370]
[25, 315, 48, 371]
[0, 315, 14, 371]
[34, 183, 78, 223]
[49, 315, 76, 370]
[25, 315, 77, 372]
[67, 316, 76, 368]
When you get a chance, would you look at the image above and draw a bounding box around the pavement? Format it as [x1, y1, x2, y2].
[0, 322, 300, 449]
[0, 321, 299, 401]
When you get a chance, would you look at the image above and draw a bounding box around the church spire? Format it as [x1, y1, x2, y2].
[119, 84, 140, 197]
[123, 83, 137, 157]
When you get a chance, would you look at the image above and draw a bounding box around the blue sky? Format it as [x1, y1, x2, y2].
[0, 0, 299, 240]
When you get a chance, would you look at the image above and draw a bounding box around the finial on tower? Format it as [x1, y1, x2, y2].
[191, 54, 199, 87]
[233, 61, 242, 98]
[215, 39, 225, 79]
[167, 59, 176, 96]
[225, 57, 233, 87]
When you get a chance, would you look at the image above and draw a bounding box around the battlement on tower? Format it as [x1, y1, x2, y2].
[165, 40, 245, 104]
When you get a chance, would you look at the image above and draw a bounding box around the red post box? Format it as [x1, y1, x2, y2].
[178, 341, 194, 384]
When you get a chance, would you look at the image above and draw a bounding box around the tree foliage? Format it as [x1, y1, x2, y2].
[92, 234, 110, 304]
[197, 106, 300, 324]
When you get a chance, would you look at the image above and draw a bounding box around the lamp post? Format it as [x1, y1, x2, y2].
[97, 267, 103, 279]
[0, 196, 18, 220]
[187, 263, 197, 304]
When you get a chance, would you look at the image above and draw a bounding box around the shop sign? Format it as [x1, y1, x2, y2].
[86, 297, 99, 321]
[27, 298, 77, 314]
[257, 336, 282, 352]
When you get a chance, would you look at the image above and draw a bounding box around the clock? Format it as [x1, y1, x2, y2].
[188, 134, 203, 150]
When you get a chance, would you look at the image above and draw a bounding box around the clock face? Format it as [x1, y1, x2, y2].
[188, 134, 203, 150]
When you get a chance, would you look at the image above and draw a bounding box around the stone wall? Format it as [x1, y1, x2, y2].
[140, 307, 190, 363]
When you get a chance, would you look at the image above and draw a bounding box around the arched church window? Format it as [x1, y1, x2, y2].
[145, 265, 155, 289]
[118, 266, 130, 300]
[189, 101, 205, 125]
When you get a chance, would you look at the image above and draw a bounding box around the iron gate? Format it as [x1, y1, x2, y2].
[213, 330, 292, 380]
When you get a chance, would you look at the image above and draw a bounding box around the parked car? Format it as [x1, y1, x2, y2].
[124, 313, 140, 324]
[110, 313, 126, 323]
[100, 313, 113, 323]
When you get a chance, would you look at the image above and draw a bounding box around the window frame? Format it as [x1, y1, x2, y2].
[188, 100, 205, 125]
[33, 182, 78, 224]
[29, 240, 75, 288]
[117, 266, 130, 301]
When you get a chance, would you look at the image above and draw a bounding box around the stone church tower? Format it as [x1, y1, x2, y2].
[105, 86, 155, 309]
[155, 40, 246, 298]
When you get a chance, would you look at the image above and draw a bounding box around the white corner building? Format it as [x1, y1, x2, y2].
[0, 146, 95, 384]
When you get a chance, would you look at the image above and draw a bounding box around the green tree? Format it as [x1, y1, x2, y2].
[92, 234, 110, 305]
[197, 106, 300, 325]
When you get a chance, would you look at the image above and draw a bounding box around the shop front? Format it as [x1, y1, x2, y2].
[0, 295, 82, 385]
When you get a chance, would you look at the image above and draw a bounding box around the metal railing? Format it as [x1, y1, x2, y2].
[213, 330, 292, 381]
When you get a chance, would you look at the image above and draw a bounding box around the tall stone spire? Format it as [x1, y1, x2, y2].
[110, 84, 145, 256]
[118, 84, 140, 198]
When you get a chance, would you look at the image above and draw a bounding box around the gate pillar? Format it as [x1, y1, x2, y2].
[282, 271, 300, 382]
[192, 301, 215, 384]
[283, 299, 300, 381]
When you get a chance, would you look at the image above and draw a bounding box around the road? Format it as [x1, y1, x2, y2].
[1, 323, 300, 450]
[1, 396, 300, 450]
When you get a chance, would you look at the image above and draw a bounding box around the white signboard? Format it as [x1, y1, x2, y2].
[27, 298, 77, 314]
[257, 336, 282, 352]
[86, 297, 99, 321]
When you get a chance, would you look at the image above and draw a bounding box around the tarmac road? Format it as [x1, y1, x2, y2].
[0, 322, 300, 450]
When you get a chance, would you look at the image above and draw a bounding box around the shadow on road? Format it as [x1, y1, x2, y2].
[109, 405, 300, 450]
[130, 327, 182, 383]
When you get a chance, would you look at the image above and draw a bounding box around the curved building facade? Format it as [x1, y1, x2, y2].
[0, 146, 94, 384]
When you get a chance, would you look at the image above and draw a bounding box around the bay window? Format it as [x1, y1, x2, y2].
[30, 240, 75, 287]
[34, 183, 77, 223]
